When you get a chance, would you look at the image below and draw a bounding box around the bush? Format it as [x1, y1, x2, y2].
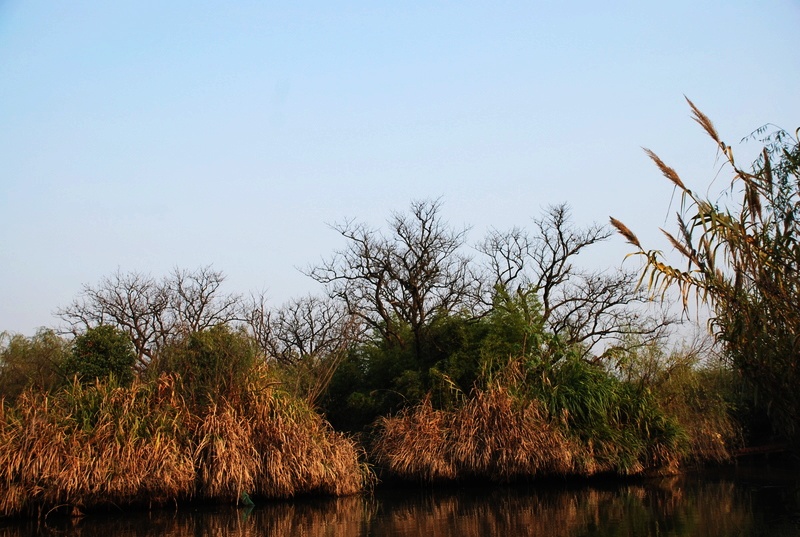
[153, 324, 257, 408]
[0, 329, 68, 401]
[528, 354, 687, 475]
[62, 325, 136, 386]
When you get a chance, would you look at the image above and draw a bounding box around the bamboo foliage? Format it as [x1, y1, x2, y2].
[611, 99, 800, 445]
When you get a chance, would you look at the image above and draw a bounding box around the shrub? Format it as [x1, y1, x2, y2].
[0, 329, 68, 401]
[62, 325, 136, 386]
[154, 324, 257, 408]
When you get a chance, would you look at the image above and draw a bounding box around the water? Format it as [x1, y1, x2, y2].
[2, 466, 798, 536]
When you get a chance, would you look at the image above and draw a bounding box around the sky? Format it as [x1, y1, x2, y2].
[1, 1, 799, 336]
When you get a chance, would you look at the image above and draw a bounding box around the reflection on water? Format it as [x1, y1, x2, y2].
[2, 467, 798, 536]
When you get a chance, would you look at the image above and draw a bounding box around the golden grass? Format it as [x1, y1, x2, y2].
[248, 386, 373, 498]
[609, 217, 642, 249]
[0, 370, 373, 518]
[373, 386, 578, 483]
[0, 377, 195, 517]
[194, 401, 260, 500]
[371, 396, 457, 482]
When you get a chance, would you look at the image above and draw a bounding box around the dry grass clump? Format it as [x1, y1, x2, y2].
[373, 385, 577, 482]
[450, 386, 575, 480]
[247, 384, 373, 498]
[194, 401, 261, 500]
[0, 369, 373, 518]
[0, 375, 195, 517]
[370, 396, 457, 482]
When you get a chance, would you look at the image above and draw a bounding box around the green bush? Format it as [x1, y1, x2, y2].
[155, 324, 257, 407]
[528, 354, 687, 474]
[62, 325, 136, 386]
[0, 329, 68, 401]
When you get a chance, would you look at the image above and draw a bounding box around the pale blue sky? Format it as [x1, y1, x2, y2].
[1, 1, 799, 335]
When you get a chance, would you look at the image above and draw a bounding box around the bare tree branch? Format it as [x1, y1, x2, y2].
[307, 199, 479, 358]
[480, 203, 673, 361]
[58, 266, 241, 370]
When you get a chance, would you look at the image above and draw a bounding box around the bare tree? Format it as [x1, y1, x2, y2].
[480, 204, 672, 361]
[58, 266, 241, 369]
[244, 293, 360, 365]
[307, 199, 479, 359]
[243, 292, 362, 403]
[169, 266, 241, 334]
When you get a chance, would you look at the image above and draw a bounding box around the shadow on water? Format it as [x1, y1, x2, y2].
[2, 466, 798, 536]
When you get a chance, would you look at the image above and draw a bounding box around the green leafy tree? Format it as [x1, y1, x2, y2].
[0, 329, 69, 400]
[612, 98, 800, 447]
[62, 325, 137, 386]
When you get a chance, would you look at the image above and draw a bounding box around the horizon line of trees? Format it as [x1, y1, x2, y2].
[1, 201, 672, 402]
[2, 101, 796, 454]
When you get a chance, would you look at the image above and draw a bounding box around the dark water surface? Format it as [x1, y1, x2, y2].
[3, 466, 799, 536]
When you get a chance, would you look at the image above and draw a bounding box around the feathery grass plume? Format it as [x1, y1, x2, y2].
[761, 147, 773, 190]
[686, 96, 721, 145]
[745, 182, 762, 220]
[643, 148, 688, 192]
[609, 217, 642, 249]
[660, 228, 701, 267]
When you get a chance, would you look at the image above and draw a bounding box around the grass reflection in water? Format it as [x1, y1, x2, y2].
[3, 470, 798, 537]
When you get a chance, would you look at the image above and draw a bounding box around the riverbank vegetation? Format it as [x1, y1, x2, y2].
[0, 327, 371, 518]
[612, 98, 800, 450]
[2, 101, 794, 516]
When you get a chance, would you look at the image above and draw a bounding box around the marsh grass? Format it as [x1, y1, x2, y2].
[0, 368, 372, 518]
[373, 356, 693, 482]
[373, 384, 577, 483]
[194, 401, 260, 500]
[246, 381, 374, 498]
[0, 375, 195, 517]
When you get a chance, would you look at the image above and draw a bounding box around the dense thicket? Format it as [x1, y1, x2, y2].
[0, 334, 371, 518]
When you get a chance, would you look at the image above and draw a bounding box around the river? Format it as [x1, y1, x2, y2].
[2, 466, 798, 536]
